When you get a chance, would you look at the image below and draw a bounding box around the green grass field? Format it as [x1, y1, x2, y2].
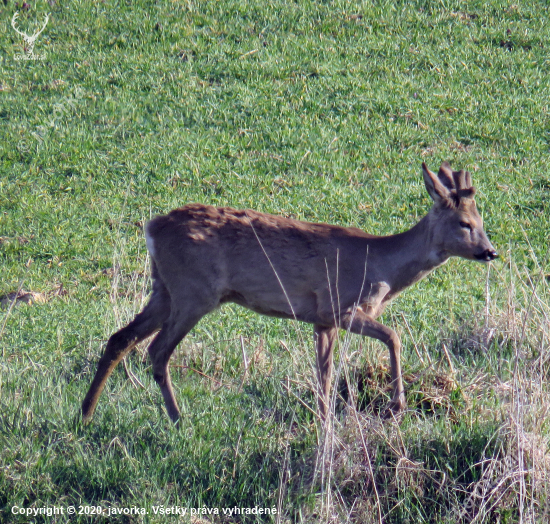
[1, 0, 549, 522]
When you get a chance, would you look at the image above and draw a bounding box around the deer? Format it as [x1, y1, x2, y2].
[82, 162, 497, 425]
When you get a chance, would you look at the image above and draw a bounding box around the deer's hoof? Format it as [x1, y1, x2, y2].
[383, 395, 407, 421]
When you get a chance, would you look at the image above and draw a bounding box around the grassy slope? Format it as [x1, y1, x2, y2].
[1, 0, 549, 522]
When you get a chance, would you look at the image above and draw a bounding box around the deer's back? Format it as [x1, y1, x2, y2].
[146, 203, 374, 255]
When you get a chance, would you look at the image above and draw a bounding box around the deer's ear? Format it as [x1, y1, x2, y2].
[422, 163, 451, 204]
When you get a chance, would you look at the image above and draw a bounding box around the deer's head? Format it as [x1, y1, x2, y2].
[422, 162, 498, 263]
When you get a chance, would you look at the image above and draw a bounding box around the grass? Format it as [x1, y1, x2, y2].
[1, 0, 550, 522]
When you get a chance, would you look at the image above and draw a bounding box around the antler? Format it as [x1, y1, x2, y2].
[11, 12, 28, 39]
[11, 12, 49, 43]
[33, 13, 50, 40]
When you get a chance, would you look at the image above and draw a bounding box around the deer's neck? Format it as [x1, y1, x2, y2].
[377, 213, 449, 295]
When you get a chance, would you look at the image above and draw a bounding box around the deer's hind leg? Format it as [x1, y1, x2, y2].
[148, 286, 221, 423]
[82, 270, 170, 422]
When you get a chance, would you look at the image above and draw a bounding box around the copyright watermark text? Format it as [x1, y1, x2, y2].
[12, 506, 65, 517]
[12, 504, 278, 518]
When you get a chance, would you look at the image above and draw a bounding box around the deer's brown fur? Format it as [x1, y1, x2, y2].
[82, 162, 497, 423]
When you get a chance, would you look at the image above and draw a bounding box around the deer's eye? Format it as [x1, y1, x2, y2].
[459, 221, 472, 231]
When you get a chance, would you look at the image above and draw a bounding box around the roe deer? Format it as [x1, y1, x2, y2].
[82, 162, 497, 424]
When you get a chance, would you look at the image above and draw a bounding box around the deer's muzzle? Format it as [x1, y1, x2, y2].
[475, 249, 498, 261]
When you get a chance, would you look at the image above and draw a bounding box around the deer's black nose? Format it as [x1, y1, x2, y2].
[475, 250, 498, 261]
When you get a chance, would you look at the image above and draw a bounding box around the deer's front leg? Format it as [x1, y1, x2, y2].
[314, 325, 338, 422]
[341, 308, 406, 414]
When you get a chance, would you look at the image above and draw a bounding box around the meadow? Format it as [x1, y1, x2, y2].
[1, 0, 549, 522]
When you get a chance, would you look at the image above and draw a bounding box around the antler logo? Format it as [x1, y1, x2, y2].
[11, 11, 49, 60]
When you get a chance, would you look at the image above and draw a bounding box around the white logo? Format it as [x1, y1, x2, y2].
[11, 11, 49, 60]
